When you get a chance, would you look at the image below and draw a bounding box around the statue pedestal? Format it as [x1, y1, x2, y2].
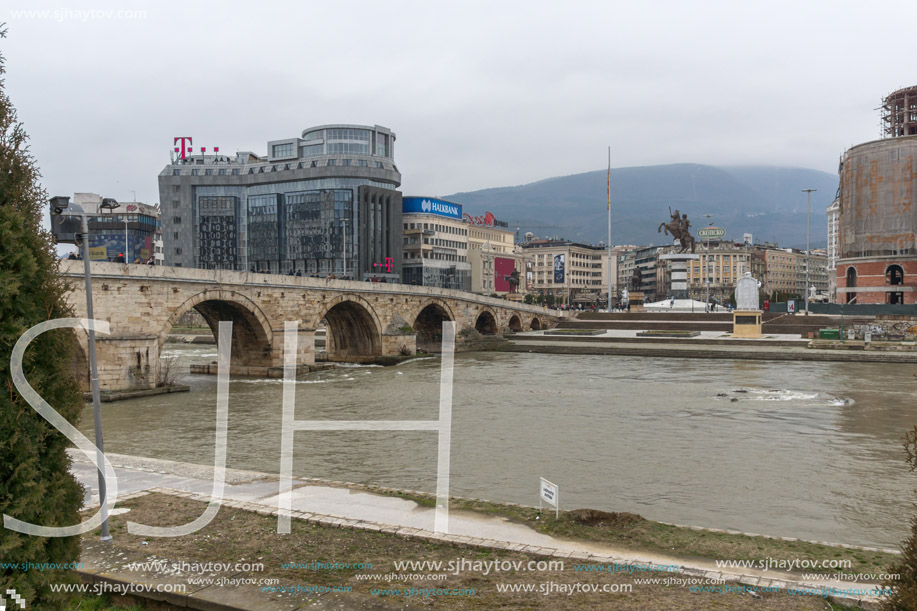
[733, 310, 763, 338]
[660, 253, 700, 300]
[628, 291, 645, 313]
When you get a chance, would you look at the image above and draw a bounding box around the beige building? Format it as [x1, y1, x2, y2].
[686, 243, 756, 304]
[465, 219, 518, 295]
[402, 202, 471, 290]
[522, 239, 606, 305]
[762, 247, 828, 300]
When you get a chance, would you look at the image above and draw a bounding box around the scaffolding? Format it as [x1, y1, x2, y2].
[881, 85, 917, 138]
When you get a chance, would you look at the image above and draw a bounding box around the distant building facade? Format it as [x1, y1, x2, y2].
[464, 212, 519, 295]
[826, 199, 840, 301]
[157, 124, 402, 278]
[70, 193, 162, 264]
[523, 239, 606, 305]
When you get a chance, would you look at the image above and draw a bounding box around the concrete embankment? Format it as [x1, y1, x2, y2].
[502, 333, 917, 363]
[82, 384, 190, 403]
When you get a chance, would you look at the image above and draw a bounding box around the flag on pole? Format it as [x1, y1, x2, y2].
[607, 148, 611, 210]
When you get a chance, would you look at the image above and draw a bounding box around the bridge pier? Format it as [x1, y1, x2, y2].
[86, 335, 160, 392]
[381, 330, 416, 357]
[266, 326, 315, 376]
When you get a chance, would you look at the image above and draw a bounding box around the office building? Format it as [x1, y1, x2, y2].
[401, 197, 471, 290]
[157, 124, 402, 278]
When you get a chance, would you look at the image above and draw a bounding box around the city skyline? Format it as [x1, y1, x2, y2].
[4, 0, 913, 209]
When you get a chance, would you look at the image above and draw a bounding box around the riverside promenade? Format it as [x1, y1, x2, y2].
[70, 450, 890, 609]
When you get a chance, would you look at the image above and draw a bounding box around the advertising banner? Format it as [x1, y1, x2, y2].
[494, 257, 515, 292]
[553, 254, 565, 284]
[88, 246, 107, 260]
[401, 197, 462, 219]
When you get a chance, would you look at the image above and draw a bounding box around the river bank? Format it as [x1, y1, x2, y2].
[73, 450, 893, 609]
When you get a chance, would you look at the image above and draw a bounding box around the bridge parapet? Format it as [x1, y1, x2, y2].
[59, 261, 560, 392]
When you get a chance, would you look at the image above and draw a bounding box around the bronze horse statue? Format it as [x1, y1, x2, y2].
[658, 209, 697, 254]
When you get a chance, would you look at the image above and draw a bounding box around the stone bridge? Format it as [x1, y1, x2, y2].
[59, 261, 559, 392]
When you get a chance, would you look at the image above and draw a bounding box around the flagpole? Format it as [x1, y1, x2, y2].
[607, 146, 612, 311]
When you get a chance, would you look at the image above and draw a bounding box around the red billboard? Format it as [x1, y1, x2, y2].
[494, 257, 517, 293]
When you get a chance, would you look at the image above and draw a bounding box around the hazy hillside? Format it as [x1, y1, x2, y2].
[444, 164, 838, 248]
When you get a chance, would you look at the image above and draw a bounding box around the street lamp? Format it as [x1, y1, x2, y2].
[802, 188, 816, 316]
[49, 196, 113, 543]
[704, 213, 714, 312]
[99, 198, 122, 262]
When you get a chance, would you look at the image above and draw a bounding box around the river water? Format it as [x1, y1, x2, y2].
[79, 344, 917, 548]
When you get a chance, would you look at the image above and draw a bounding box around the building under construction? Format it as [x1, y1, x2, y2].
[881, 85, 917, 138]
[836, 85, 917, 304]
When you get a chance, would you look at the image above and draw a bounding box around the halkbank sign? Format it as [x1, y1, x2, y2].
[402, 196, 463, 220]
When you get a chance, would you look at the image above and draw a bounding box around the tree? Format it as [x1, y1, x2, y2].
[883, 426, 917, 609]
[0, 24, 85, 608]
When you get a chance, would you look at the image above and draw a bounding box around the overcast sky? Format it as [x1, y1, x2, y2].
[3, 0, 913, 206]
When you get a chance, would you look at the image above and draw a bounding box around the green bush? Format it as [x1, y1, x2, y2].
[0, 25, 84, 608]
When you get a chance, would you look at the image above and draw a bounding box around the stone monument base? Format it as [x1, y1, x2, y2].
[660, 253, 700, 300]
[733, 310, 763, 338]
[628, 291, 645, 313]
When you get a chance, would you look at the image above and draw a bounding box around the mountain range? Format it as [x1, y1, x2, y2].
[444, 164, 839, 249]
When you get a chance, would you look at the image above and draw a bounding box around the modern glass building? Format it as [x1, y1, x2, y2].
[157, 124, 402, 278]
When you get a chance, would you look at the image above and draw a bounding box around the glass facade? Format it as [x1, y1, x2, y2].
[402, 264, 470, 290]
[375, 133, 389, 157]
[193, 179, 383, 273]
[272, 143, 296, 157]
[84, 213, 159, 263]
[247, 194, 281, 268]
[284, 189, 354, 275]
[299, 143, 323, 157]
[198, 196, 240, 269]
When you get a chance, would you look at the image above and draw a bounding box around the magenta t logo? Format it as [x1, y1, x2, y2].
[174, 137, 193, 159]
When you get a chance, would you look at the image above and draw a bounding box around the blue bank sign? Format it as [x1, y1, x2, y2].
[402, 197, 462, 220]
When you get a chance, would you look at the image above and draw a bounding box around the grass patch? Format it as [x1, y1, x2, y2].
[378, 490, 897, 578]
[71, 594, 153, 610]
[79, 493, 873, 610]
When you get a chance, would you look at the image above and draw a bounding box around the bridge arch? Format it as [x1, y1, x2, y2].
[315, 294, 383, 360]
[508, 314, 523, 332]
[530, 317, 543, 331]
[412, 299, 456, 352]
[161, 290, 275, 368]
[474, 309, 499, 335]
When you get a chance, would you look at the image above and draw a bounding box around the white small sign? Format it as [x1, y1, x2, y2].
[540, 478, 559, 519]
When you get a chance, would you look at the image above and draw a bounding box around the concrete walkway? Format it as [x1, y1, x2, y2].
[70, 450, 888, 608]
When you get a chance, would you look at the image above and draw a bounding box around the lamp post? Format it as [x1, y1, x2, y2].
[49, 196, 114, 543]
[802, 188, 816, 316]
[704, 213, 714, 312]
